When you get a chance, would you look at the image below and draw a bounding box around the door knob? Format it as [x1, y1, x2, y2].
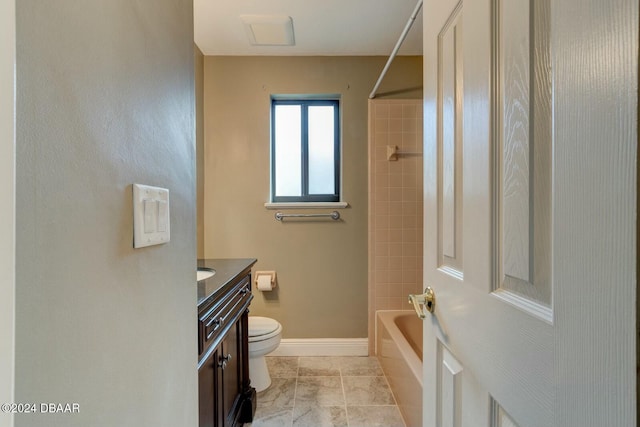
[408, 287, 436, 319]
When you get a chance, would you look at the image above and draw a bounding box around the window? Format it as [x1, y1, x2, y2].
[271, 98, 340, 203]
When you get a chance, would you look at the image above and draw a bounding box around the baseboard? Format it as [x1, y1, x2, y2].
[270, 338, 369, 357]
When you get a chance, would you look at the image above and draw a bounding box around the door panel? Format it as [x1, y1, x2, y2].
[490, 401, 518, 427]
[495, 0, 552, 313]
[438, 1, 463, 276]
[437, 343, 462, 427]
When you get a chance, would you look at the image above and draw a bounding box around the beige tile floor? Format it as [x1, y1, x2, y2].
[247, 356, 406, 427]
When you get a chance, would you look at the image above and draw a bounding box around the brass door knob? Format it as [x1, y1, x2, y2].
[408, 287, 436, 318]
[422, 287, 435, 313]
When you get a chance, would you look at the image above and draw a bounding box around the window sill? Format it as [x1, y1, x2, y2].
[264, 202, 349, 210]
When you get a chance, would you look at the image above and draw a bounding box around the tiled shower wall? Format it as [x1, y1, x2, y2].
[368, 99, 424, 353]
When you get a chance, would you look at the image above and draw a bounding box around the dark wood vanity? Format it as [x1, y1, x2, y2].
[197, 259, 257, 427]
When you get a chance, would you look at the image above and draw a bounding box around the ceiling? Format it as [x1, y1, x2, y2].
[194, 0, 423, 56]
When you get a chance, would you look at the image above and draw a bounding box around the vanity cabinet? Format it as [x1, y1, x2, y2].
[198, 324, 242, 427]
[198, 260, 257, 427]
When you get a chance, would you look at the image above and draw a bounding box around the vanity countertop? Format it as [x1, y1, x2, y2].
[197, 258, 257, 308]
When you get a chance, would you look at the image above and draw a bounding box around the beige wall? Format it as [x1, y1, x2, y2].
[368, 99, 424, 352]
[15, 2, 198, 426]
[203, 56, 422, 339]
[195, 45, 205, 259]
[0, 0, 15, 425]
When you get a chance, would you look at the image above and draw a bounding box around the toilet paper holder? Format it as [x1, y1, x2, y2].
[254, 271, 277, 289]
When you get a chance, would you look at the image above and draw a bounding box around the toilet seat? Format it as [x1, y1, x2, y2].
[248, 316, 282, 343]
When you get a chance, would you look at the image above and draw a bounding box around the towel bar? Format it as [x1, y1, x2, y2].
[274, 211, 340, 221]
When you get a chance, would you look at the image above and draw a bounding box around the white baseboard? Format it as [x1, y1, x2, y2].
[270, 338, 369, 357]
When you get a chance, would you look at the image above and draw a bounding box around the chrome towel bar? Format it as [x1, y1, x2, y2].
[275, 211, 340, 221]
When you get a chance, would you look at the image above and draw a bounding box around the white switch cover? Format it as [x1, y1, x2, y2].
[133, 184, 170, 248]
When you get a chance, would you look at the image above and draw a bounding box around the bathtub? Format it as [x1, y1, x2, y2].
[376, 310, 423, 427]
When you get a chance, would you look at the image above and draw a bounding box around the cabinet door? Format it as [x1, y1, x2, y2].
[221, 322, 241, 427]
[198, 347, 219, 427]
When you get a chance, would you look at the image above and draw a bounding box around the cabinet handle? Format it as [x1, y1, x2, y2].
[206, 317, 220, 328]
[218, 353, 232, 369]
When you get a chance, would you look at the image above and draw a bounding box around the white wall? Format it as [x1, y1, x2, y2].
[0, 0, 15, 426]
[14, 1, 197, 426]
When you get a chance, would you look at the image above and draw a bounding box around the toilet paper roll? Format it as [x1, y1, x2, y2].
[256, 274, 274, 291]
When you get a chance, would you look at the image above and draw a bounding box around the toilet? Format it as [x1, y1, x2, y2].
[248, 316, 282, 392]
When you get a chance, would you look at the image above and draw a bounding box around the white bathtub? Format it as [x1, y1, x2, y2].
[376, 310, 423, 427]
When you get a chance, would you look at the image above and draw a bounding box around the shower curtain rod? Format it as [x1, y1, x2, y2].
[369, 0, 423, 99]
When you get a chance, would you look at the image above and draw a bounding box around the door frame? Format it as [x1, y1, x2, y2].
[0, 1, 16, 426]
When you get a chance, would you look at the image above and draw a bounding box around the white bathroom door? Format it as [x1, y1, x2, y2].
[421, 0, 637, 426]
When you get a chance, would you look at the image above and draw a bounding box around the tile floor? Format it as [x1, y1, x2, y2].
[247, 356, 406, 427]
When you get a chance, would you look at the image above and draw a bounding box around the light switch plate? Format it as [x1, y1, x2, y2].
[133, 184, 170, 248]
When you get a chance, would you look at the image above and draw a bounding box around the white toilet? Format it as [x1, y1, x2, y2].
[248, 316, 282, 392]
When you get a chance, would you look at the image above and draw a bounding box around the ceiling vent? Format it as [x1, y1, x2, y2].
[240, 15, 295, 46]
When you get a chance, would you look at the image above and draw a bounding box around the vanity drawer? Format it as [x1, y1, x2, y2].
[198, 275, 252, 358]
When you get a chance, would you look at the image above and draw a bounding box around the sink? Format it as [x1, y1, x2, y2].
[197, 269, 216, 282]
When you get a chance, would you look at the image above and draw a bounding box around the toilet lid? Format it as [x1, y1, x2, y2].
[249, 316, 281, 338]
